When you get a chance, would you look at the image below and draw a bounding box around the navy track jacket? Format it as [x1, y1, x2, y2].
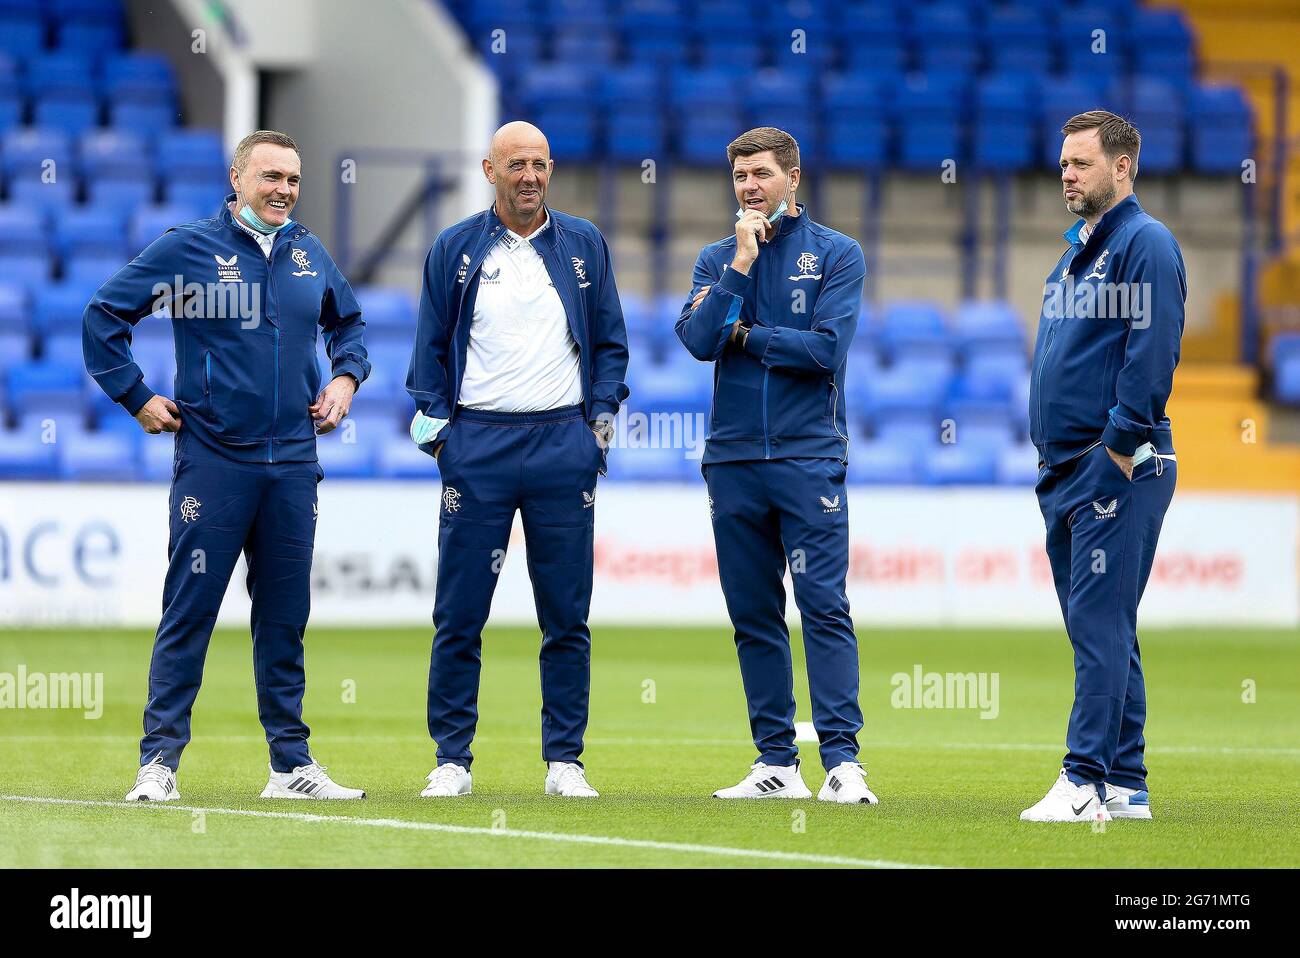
[676, 205, 866, 465]
[405, 205, 630, 451]
[83, 197, 370, 464]
[1029, 194, 1186, 467]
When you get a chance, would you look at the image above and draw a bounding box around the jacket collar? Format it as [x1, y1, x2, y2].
[220, 194, 308, 244]
[773, 203, 810, 242]
[484, 204, 558, 251]
[1063, 193, 1142, 248]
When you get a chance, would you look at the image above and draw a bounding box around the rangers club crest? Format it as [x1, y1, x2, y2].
[789, 251, 821, 281]
[180, 495, 202, 523]
[442, 486, 462, 513]
[290, 248, 318, 278]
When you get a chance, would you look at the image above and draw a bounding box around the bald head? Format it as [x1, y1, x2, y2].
[489, 121, 549, 166]
[483, 121, 553, 233]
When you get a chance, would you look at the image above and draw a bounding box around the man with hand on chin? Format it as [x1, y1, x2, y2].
[83, 129, 370, 803]
[1022, 111, 1184, 823]
[677, 127, 873, 805]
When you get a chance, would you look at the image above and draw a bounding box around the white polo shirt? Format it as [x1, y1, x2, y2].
[458, 213, 584, 412]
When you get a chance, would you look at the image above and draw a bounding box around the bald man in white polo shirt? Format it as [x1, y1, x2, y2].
[406, 122, 630, 799]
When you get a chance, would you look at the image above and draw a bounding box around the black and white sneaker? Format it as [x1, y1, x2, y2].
[712, 761, 812, 799]
[125, 757, 179, 802]
[817, 762, 880, 804]
[260, 761, 365, 799]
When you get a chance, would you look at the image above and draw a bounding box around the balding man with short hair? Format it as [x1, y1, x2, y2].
[407, 121, 629, 798]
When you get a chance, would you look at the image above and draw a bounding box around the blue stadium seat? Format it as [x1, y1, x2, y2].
[138, 432, 177, 480]
[839, 4, 906, 75]
[974, 74, 1038, 170]
[0, 14, 44, 57]
[0, 328, 30, 362]
[0, 203, 48, 254]
[553, 27, 618, 66]
[156, 127, 223, 178]
[0, 281, 26, 332]
[6, 359, 84, 420]
[911, 2, 980, 74]
[1, 126, 74, 178]
[129, 202, 199, 253]
[110, 100, 176, 138]
[25, 52, 98, 97]
[1190, 85, 1252, 174]
[64, 252, 125, 288]
[983, 7, 1054, 74]
[51, 0, 126, 23]
[619, 1, 686, 67]
[86, 173, 156, 215]
[0, 423, 58, 477]
[846, 439, 919, 485]
[996, 441, 1041, 485]
[316, 431, 377, 478]
[952, 300, 1025, 353]
[873, 407, 941, 447]
[58, 428, 139, 480]
[354, 286, 416, 337]
[1129, 8, 1195, 78]
[1038, 74, 1106, 166]
[56, 204, 127, 257]
[945, 399, 1019, 451]
[1270, 333, 1300, 404]
[56, 18, 124, 53]
[0, 251, 52, 293]
[40, 330, 82, 365]
[894, 75, 965, 169]
[9, 178, 78, 219]
[34, 91, 101, 136]
[1057, 8, 1127, 80]
[376, 435, 435, 479]
[32, 280, 97, 334]
[102, 52, 175, 104]
[918, 443, 998, 485]
[823, 72, 890, 169]
[79, 128, 150, 178]
[0, 94, 21, 133]
[164, 178, 227, 214]
[607, 444, 694, 482]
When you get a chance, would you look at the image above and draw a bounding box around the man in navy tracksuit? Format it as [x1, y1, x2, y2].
[677, 128, 876, 804]
[407, 121, 629, 799]
[1022, 112, 1184, 823]
[83, 131, 370, 802]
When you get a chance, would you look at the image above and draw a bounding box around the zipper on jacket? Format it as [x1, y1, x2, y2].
[203, 351, 211, 395]
[758, 255, 771, 459]
[1034, 314, 1060, 443]
[267, 241, 282, 463]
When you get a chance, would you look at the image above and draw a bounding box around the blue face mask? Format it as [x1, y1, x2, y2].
[238, 203, 292, 234]
[736, 182, 794, 224]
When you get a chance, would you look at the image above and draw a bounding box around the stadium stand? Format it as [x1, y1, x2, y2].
[1, 0, 1292, 487]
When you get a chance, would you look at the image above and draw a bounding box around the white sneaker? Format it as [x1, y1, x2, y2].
[818, 762, 879, 804]
[712, 761, 812, 799]
[1020, 769, 1111, 822]
[545, 761, 599, 797]
[260, 761, 365, 799]
[125, 757, 179, 802]
[422, 763, 472, 797]
[1104, 782, 1153, 819]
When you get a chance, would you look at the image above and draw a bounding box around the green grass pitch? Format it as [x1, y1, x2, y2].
[0, 625, 1295, 868]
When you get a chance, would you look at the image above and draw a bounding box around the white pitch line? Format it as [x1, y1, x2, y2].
[0, 734, 1295, 756]
[0, 795, 936, 870]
